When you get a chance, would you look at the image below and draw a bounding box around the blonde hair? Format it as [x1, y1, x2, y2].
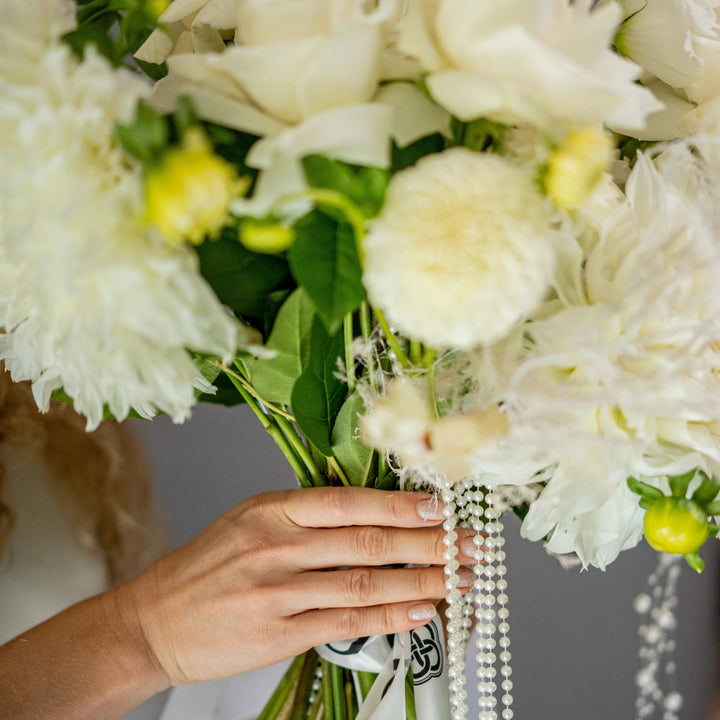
[0, 370, 162, 585]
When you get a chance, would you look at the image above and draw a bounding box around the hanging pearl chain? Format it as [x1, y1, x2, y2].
[444, 479, 513, 720]
[633, 554, 683, 720]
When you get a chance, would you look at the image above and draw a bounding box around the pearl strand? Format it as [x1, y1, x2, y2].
[633, 554, 683, 720]
[442, 477, 470, 720]
[443, 481, 513, 720]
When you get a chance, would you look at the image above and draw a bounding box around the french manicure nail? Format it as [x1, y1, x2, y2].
[408, 604, 437, 622]
[457, 567, 474, 588]
[461, 536, 483, 559]
[417, 499, 445, 521]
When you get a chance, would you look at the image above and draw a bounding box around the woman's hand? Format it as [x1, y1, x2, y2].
[118, 486, 479, 687]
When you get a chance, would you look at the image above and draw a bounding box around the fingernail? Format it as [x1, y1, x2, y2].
[457, 567, 474, 588]
[408, 604, 437, 622]
[417, 499, 445, 521]
[461, 536, 483, 559]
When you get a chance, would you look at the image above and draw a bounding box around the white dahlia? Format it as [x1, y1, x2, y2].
[362, 148, 557, 350]
[396, 0, 660, 132]
[0, 31, 243, 429]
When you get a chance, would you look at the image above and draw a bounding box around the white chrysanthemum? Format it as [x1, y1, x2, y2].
[472, 146, 720, 568]
[0, 35, 243, 429]
[362, 148, 557, 349]
[396, 0, 660, 132]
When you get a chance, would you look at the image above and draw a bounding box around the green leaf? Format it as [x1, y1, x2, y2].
[684, 551, 705, 573]
[331, 393, 374, 486]
[302, 156, 388, 218]
[291, 318, 346, 456]
[375, 465, 398, 491]
[115, 101, 169, 165]
[136, 58, 168, 81]
[195, 228, 290, 320]
[668, 470, 695, 498]
[708, 523, 720, 536]
[289, 211, 365, 334]
[705, 501, 720, 516]
[242, 288, 316, 406]
[691, 473, 720, 505]
[391, 133, 445, 172]
[197, 372, 248, 407]
[627, 477, 664, 501]
[63, 17, 122, 65]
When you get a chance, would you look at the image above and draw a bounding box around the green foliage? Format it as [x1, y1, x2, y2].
[115, 100, 169, 165]
[241, 288, 316, 406]
[302, 156, 388, 219]
[391, 133, 445, 171]
[195, 228, 291, 321]
[691, 472, 720, 505]
[617, 136, 656, 168]
[291, 317, 346, 456]
[64, 0, 162, 66]
[288, 211, 366, 334]
[204, 124, 260, 177]
[331, 393, 375, 485]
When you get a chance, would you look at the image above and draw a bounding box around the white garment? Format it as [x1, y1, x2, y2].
[0, 445, 108, 646]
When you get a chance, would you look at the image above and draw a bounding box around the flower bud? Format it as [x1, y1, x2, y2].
[643, 497, 709, 555]
[144, 128, 246, 246]
[544, 127, 613, 210]
[239, 218, 295, 254]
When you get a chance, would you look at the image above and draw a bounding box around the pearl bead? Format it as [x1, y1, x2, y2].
[502, 709, 514, 720]
[499, 636, 511, 649]
[502, 679, 513, 691]
[497, 593, 509, 605]
[664, 692, 682, 712]
[498, 608, 509, 620]
[496, 579, 508, 591]
[502, 694, 513, 706]
[499, 622, 510, 634]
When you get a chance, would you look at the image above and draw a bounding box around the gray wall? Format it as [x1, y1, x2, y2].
[131, 403, 720, 720]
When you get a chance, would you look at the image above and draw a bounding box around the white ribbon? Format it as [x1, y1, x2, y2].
[316, 615, 451, 720]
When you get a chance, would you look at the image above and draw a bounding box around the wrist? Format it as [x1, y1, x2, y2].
[102, 579, 172, 698]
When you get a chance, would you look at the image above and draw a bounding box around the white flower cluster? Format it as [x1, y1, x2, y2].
[0, 0, 244, 429]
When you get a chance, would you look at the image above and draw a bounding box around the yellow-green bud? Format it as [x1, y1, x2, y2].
[545, 127, 613, 210]
[239, 219, 295, 254]
[643, 497, 709, 555]
[144, 128, 247, 247]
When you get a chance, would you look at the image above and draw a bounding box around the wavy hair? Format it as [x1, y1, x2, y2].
[0, 370, 162, 585]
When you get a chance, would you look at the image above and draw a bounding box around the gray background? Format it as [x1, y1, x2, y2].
[130, 402, 720, 719]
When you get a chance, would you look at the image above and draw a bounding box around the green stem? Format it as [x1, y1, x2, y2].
[405, 669, 417, 720]
[359, 301, 379, 394]
[427, 365, 439, 419]
[289, 651, 319, 720]
[409, 340, 422, 366]
[321, 660, 334, 720]
[226, 362, 295, 420]
[225, 370, 313, 488]
[374, 309, 410, 369]
[257, 654, 305, 720]
[330, 663, 347, 720]
[275, 415, 326, 487]
[344, 312, 356, 393]
[356, 671, 377, 703]
[328, 456, 351, 487]
[344, 672, 357, 719]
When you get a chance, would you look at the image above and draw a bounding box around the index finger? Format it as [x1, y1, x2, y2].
[280, 486, 446, 529]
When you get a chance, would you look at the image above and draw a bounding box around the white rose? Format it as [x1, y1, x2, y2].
[152, 0, 449, 216]
[396, 0, 660, 132]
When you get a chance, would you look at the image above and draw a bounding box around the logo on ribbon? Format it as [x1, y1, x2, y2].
[410, 622, 444, 685]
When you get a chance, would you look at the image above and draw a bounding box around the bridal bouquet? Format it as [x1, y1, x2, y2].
[3, 0, 720, 718]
